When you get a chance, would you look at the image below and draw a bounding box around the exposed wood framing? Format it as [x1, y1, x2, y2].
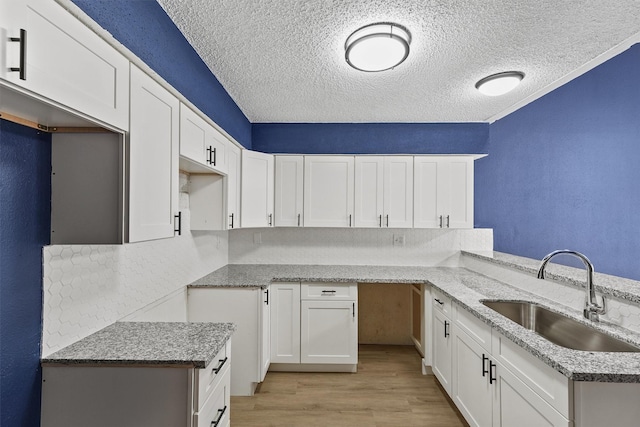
[0, 111, 112, 133]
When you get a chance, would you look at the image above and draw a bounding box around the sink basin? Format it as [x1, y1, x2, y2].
[482, 300, 640, 352]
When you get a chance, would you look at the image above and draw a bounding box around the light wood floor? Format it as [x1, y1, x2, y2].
[231, 345, 468, 426]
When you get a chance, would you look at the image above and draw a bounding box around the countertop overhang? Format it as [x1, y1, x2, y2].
[41, 321, 236, 369]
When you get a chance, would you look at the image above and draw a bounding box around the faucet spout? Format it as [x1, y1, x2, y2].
[537, 250, 605, 321]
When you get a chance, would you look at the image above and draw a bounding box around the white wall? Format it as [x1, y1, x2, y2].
[229, 228, 493, 266]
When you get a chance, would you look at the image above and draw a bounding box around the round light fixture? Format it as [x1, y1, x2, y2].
[475, 71, 525, 96]
[345, 23, 411, 72]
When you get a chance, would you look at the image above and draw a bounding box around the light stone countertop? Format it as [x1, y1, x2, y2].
[189, 261, 640, 382]
[41, 322, 236, 368]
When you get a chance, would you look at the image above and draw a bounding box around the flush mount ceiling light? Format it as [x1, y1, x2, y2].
[345, 23, 411, 72]
[475, 71, 525, 96]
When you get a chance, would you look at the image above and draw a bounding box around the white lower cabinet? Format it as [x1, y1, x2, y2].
[41, 339, 231, 427]
[270, 282, 301, 363]
[433, 298, 571, 427]
[270, 282, 358, 369]
[187, 287, 270, 396]
[432, 308, 453, 395]
[301, 299, 358, 364]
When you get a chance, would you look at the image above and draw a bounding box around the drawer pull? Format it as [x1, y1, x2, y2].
[321, 290, 337, 294]
[212, 357, 228, 374]
[489, 361, 497, 384]
[210, 405, 227, 426]
[482, 354, 489, 377]
[434, 298, 444, 305]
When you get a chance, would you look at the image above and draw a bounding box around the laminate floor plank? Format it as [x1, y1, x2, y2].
[230, 345, 467, 426]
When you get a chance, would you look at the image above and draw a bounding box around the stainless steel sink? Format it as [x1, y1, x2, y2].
[482, 300, 640, 352]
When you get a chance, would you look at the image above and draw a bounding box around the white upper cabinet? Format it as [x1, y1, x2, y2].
[179, 103, 228, 174]
[227, 143, 242, 229]
[304, 156, 355, 227]
[128, 65, 179, 242]
[355, 156, 413, 228]
[414, 156, 474, 229]
[0, 0, 129, 130]
[274, 156, 304, 227]
[354, 157, 384, 227]
[241, 150, 274, 228]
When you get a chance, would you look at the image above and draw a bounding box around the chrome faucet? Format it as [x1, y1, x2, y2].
[537, 250, 606, 321]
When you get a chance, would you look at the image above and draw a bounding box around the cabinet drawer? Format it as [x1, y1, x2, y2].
[197, 339, 230, 409]
[454, 305, 492, 352]
[432, 287, 452, 315]
[492, 331, 570, 418]
[301, 282, 357, 300]
[195, 368, 230, 427]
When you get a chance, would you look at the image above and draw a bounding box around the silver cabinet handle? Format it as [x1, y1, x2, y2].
[439, 215, 443, 228]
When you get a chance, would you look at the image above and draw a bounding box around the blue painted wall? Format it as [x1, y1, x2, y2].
[70, 0, 252, 148]
[475, 44, 640, 280]
[0, 120, 51, 427]
[253, 123, 489, 154]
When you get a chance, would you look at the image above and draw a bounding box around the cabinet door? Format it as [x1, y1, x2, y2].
[414, 157, 442, 228]
[209, 128, 228, 174]
[304, 156, 355, 227]
[274, 156, 304, 227]
[432, 309, 452, 395]
[354, 156, 384, 227]
[383, 156, 414, 228]
[443, 157, 474, 229]
[493, 361, 570, 427]
[0, 0, 129, 130]
[227, 144, 241, 229]
[452, 329, 493, 427]
[129, 65, 179, 242]
[301, 300, 357, 364]
[260, 286, 271, 381]
[241, 150, 274, 228]
[179, 103, 207, 166]
[270, 283, 301, 363]
[414, 156, 474, 229]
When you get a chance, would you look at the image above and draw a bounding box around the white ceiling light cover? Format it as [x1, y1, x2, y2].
[345, 23, 411, 72]
[476, 71, 525, 96]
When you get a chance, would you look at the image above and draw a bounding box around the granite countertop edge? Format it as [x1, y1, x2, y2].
[41, 322, 236, 369]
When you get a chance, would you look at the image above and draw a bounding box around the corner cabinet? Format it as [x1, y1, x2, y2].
[241, 150, 274, 228]
[414, 156, 474, 229]
[128, 65, 179, 242]
[304, 156, 355, 227]
[0, 0, 129, 130]
[187, 287, 270, 396]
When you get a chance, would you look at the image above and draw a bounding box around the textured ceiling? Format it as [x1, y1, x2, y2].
[156, 0, 640, 123]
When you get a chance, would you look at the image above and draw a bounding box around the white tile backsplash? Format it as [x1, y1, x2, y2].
[229, 228, 493, 266]
[43, 231, 228, 356]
